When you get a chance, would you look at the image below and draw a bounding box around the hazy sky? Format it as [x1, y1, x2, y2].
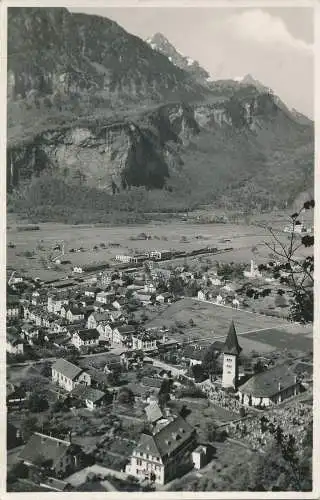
[69, 7, 314, 118]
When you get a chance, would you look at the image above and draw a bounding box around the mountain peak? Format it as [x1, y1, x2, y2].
[148, 32, 172, 47]
[146, 33, 210, 84]
[242, 73, 257, 84]
[233, 74, 271, 94]
[146, 32, 183, 58]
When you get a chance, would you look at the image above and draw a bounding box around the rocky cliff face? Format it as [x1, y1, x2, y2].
[7, 102, 200, 192]
[8, 92, 307, 196]
[7, 8, 314, 212]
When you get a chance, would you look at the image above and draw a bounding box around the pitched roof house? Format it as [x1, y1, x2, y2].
[19, 432, 79, 477]
[238, 363, 300, 407]
[66, 308, 85, 323]
[125, 415, 197, 484]
[87, 311, 111, 329]
[112, 325, 135, 346]
[52, 358, 91, 392]
[70, 385, 106, 411]
[71, 329, 100, 349]
[132, 331, 158, 351]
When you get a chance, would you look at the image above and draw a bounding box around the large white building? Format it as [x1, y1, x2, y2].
[52, 358, 91, 391]
[126, 415, 197, 485]
[132, 331, 158, 351]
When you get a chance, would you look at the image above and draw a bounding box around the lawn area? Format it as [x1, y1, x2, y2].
[147, 297, 288, 338]
[168, 398, 239, 443]
[146, 298, 313, 354]
[242, 328, 313, 352]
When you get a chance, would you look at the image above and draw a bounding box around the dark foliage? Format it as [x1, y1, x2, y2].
[247, 202, 314, 323]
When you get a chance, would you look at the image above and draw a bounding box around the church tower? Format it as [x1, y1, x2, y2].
[222, 321, 242, 389]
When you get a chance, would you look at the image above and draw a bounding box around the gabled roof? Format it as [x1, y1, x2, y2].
[71, 385, 105, 403]
[145, 402, 163, 423]
[136, 433, 160, 458]
[19, 432, 71, 466]
[90, 312, 111, 322]
[75, 329, 99, 341]
[238, 364, 297, 398]
[83, 387, 105, 403]
[52, 358, 83, 380]
[68, 307, 83, 315]
[116, 325, 135, 335]
[136, 416, 195, 461]
[53, 335, 70, 346]
[223, 321, 242, 356]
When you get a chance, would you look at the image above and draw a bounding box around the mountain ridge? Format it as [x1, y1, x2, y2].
[7, 7, 314, 219]
[146, 32, 211, 84]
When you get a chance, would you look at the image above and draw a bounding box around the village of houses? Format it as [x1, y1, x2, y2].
[6, 249, 313, 492]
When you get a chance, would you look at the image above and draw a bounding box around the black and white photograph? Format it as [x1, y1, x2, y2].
[3, 1, 316, 495]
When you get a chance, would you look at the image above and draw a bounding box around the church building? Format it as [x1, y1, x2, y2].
[222, 321, 242, 390]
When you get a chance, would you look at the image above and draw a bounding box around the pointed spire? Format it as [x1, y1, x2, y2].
[223, 320, 242, 356]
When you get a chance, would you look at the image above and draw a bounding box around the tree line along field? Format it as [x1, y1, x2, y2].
[146, 298, 313, 354]
[7, 217, 308, 280]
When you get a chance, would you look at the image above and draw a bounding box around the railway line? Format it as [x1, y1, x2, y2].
[68, 246, 235, 282]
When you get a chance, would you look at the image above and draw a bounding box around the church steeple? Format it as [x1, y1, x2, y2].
[223, 320, 242, 356]
[222, 321, 242, 389]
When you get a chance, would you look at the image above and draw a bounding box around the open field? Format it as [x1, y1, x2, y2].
[242, 328, 313, 352]
[146, 298, 313, 354]
[170, 398, 239, 431]
[7, 217, 311, 280]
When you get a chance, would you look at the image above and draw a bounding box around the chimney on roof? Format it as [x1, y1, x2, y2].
[278, 382, 282, 392]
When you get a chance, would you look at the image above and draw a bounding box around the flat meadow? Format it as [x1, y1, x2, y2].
[7, 217, 305, 280]
[146, 298, 313, 354]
